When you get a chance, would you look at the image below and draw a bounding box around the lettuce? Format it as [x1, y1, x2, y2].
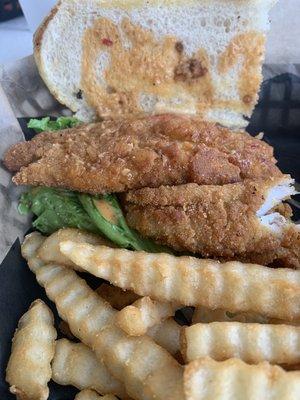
[79, 193, 169, 252]
[27, 116, 80, 133]
[19, 187, 169, 253]
[18, 187, 98, 235]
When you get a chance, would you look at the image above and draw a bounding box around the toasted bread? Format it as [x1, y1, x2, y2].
[34, 0, 277, 128]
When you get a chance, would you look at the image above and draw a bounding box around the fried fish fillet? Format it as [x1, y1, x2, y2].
[124, 176, 300, 268]
[3, 114, 281, 194]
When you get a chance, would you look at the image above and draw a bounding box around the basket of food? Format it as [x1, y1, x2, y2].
[0, 1, 300, 399]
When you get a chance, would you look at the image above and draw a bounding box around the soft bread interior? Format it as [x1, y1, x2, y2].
[35, 0, 277, 127]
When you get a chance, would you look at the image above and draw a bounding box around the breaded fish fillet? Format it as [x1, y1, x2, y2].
[3, 114, 281, 194]
[124, 176, 300, 268]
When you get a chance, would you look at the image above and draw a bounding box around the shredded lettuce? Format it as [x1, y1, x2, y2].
[19, 187, 169, 253]
[27, 116, 80, 133]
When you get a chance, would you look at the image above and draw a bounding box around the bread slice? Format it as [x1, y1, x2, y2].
[34, 0, 277, 128]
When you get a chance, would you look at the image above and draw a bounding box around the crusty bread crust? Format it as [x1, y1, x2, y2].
[33, 1, 75, 111]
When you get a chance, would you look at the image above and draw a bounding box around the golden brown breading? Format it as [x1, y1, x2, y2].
[238, 225, 300, 269]
[3, 114, 281, 194]
[124, 178, 300, 268]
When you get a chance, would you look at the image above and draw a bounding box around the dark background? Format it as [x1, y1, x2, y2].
[0, 0, 22, 22]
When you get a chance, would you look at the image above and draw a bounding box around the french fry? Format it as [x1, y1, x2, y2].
[58, 315, 181, 357]
[192, 306, 294, 325]
[21, 232, 46, 272]
[22, 236, 184, 400]
[37, 265, 183, 400]
[116, 297, 179, 336]
[96, 285, 180, 350]
[148, 318, 181, 356]
[38, 228, 111, 271]
[59, 242, 300, 322]
[58, 315, 181, 356]
[6, 299, 57, 400]
[75, 389, 118, 400]
[182, 322, 300, 365]
[96, 283, 140, 310]
[21, 232, 45, 260]
[184, 357, 300, 400]
[52, 339, 126, 398]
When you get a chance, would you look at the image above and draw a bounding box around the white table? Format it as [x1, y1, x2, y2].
[0, 16, 32, 64]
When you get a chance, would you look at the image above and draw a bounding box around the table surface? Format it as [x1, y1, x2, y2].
[0, 16, 32, 64]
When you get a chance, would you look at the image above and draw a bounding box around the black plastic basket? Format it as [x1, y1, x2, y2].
[0, 0, 22, 22]
[247, 73, 300, 182]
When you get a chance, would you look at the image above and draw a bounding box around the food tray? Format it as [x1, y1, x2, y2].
[0, 72, 300, 399]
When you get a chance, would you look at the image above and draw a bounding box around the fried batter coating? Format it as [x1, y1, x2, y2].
[3, 114, 281, 194]
[124, 177, 300, 268]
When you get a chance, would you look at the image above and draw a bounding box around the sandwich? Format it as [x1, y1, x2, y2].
[4, 112, 300, 268]
[4, 0, 299, 269]
[5, 2, 300, 399]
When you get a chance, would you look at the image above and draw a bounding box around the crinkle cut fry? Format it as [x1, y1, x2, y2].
[147, 318, 181, 356]
[6, 299, 57, 400]
[75, 389, 118, 400]
[21, 234, 184, 400]
[34, 264, 183, 400]
[116, 296, 179, 336]
[57, 308, 181, 356]
[184, 357, 300, 400]
[191, 306, 294, 324]
[59, 242, 300, 322]
[22, 232, 184, 399]
[182, 322, 300, 365]
[52, 339, 126, 398]
[37, 228, 113, 270]
[96, 286, 181, 354]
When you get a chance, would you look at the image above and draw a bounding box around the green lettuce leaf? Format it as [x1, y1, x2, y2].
[27, 116, 80, 133]
[19, 187, 169, 253]
[19, 187, 98, 235]
[79, 193, 169, 252]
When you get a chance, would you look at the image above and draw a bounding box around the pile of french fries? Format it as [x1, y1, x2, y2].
[6, 228, 300, 399]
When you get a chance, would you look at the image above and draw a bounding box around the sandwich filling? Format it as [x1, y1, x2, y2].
[124, 177, 300, 268]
